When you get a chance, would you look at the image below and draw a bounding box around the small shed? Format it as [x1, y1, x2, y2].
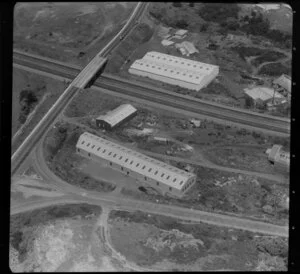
[273, 74, 291, 95]
[96, 104, 137, 130]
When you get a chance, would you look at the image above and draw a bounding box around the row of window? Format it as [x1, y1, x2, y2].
[182, 178, 195, 192]
[146, 54, 212, 70]
[134, 62, 202, 80]
[77, 147, 185, 184]
[80, 136, 188, 175]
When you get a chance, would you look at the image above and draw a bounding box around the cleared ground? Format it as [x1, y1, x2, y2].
[10, 203, 104, 272]
[14, 2, 135, 66]
[108, 210, 288, 271]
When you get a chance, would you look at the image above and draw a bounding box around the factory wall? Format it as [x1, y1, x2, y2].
[129, 66, 218, 91]
[77, 147, 196, 197]
[96, 111, 137, 130]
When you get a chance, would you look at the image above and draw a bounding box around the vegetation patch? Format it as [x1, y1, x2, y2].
[258, 62, 291, 77]
[109, 210, 287, 270]
[44, 121, 115, 192]
[10, 203, 101, 263]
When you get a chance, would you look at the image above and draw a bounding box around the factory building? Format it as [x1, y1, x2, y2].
[266, 144, 290, 171]
[129, 51, 219, 91]
[96, 104, 137, 130]
[76, 132, 197, 197]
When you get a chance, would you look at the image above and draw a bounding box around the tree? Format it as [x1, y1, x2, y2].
[172, 2, 182, 7]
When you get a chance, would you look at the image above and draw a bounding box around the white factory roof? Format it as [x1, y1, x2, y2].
[96, 104, 137, 127]
[273, 74, 291, 93]
[244, 87, 283, 102]
[131, 58, 207, 85]
[142, 51, 218, 73]
[76, 132, 195, 190]
[175, 29, 188, 36]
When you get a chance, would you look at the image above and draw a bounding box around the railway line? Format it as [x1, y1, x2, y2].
[13, 51, 290, 135]
[11, 2, 146, 175]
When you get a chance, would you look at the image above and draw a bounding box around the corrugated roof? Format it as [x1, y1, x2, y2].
[273, 74, 291, 93]
[244, 87, 283, 102]
[131, 58, 207, 85]
[142, 51, 218, 73]
[76, 132, 196, 190]
[96, 104, 137, 127]
[175, 29, 188, 36]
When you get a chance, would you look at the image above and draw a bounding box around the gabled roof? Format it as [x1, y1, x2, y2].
[273, 74, 291, 93]
[244, 87, 283, 102]
[76, 132, 196, 190]
[96, 104, 137, 127]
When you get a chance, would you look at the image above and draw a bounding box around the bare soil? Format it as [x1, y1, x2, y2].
[108, 210, 288, 271]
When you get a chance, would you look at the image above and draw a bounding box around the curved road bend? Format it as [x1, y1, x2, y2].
[11, 2, 147, 175]
[24, 141, 289, 237]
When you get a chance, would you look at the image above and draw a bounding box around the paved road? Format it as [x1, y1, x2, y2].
[10, 193, 288, 237]
[13, 140, 287, 237]
[11, 2, 146, 175]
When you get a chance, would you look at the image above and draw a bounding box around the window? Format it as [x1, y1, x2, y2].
[125, 159, 128, 163]
[87, 143, 90, 147]
[145, 177, 147, 181]
[130, 160, 133, 165]
[88, 153, 90, 157]
[169, 187, 172, 191]
[167, 175, 170, 180]
[173, 178, 177, 182]
[148, 168, 152, 172]
[157, 182, 159, 186]
[113, 154, 117, 158]
[161, 173, 165, 177]
[136, 163, 139, 167]
[180, 181, 184, 185]
[155, 170, 158, 175]
[92, 145, 95, 148]
[110, 162, 112, 166]
[77, 148, 80, 152]
[81, 141, 85, 144]
[119, 156, 122, 160]
[121, 167, 124, 171]
[108, 152, 112, 156]
[103, 149, 106, 153]
[142, 165, 146, 170]
[97, 147, 100, 151]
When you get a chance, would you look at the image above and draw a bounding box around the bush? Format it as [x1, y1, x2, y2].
[199, 4, 240, 23]
[258, 62, 291, 77]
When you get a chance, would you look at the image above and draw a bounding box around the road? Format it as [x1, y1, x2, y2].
[11, 140, 286, 238]
[13, 51, 290, 136]
[62, 115, 288, 185]
[11, 2, 147, 175]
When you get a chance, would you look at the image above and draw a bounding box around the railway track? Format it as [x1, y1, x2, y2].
[11, 2, 146, 175]
[13, 51, 290, 135]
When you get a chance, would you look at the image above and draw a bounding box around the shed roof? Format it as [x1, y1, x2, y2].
[175, 29, 188, 36]
[273, 74, 291, 93]
[96, 104, 137, 127]
[244, 87, 283, 102]
[76, 132, 195, 190]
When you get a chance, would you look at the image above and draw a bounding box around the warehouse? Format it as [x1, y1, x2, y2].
[129, 51, 219, 91]
[266, 144, 290, 171]
[76, 132, 197, 197]
[96, 104, 137, 130]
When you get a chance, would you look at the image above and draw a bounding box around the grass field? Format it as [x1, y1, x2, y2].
[108, 210, 288, 271]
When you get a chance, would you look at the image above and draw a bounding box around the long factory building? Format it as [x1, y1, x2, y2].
[129, 51, 219, 91]
[76, 132, 197, 197]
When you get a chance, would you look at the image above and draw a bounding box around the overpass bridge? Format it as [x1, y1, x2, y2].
[11, 2, 146, 175]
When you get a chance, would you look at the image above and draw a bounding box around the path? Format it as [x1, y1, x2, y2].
[62, 116, 288, 184]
